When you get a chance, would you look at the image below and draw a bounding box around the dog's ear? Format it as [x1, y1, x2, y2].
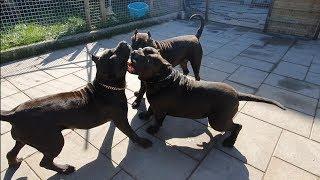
[91, 55, 100, 63]
[134, 29, 138, 35]
[147, 54, 171, 67]
[147, 31, 151, 39]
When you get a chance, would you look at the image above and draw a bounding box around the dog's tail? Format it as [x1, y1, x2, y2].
[190, 14, 205, 39]
[1, 110, 15, 122]
[237, 92, 286, 110]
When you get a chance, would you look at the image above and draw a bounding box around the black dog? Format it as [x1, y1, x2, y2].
[0, 42, 152, 174]
[131, 14, 205, 108]
[127, 47, 285, 147]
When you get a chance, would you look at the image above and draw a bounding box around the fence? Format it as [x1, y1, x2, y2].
[0, 0, 182, 31]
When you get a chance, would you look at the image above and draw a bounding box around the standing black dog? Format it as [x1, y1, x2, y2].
[131, 14, 205, 108]
[0, 42, 152, 174]
[127, 47, 285, 147]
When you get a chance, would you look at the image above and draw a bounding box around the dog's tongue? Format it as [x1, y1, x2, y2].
[127, 61, 135, 74]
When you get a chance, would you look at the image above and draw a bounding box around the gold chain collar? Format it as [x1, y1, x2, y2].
[99, 83, 126, 91]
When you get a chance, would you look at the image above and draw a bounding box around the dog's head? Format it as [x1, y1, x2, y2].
[127, 47, 171, 81]
[92, 41, 131, 82]
[131, 29, 156, 50]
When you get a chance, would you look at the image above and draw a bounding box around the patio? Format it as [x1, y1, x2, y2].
[1, 20, 320, 180]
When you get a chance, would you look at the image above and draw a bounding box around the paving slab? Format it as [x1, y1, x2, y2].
[240, 46, 283, 64]
[6, 69, 55, 90]
[73, 66, 96, 82]
[0, 56, 43, 78]
[256, 84, 318, 116]
[309, 63, 320, 74]
[216, 113, 282, 171]
[207, 46, 243, 61]
[153, 116, 220, 161]
[189, 148, 263, 180]
[202, 56, 239, 73]
[196, 65, 230, 82]
[1, 161, 40, 180]
[264, 73, 320, 99]
[111, 170, 134, 180]
[228, 66, 268, 88]
[311, 107, 320, 142]
[40, 47, 80, 63]
[231, 55, 274, 72]
[273, 61, 308, 80]
[108, 130, 197, 180]
[0, 79, 20, 98]
[75, 106, 148, 154]
[41, 63, 83, 78]
[264, 157, 318, 180]
[1, 132, 37, 172]
[242, 101, 313, 137]
[98, 38, 121, 48]
[64, 50, 95, 68]
[306, 72, 320, 86]
[201, 43, 225, 56]
[75, 42, 105, 54]
[24, 74, 87, 99]
[274, 131, 320, 176]
[283, 50, 314, 66]
[126, 73, 141, 93]
[0, 92, 31, 135]
[25, 132, 121, 179]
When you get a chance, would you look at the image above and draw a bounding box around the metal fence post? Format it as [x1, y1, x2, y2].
[100, 0, 107, 24]
[205, 0, 209, 22]
[84, 0, 92, 29]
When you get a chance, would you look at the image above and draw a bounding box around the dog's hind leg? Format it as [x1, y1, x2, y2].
[7, 141, 25, 167]
[138, 106, 153, 120]
[189, 54, 202, 81]
[132, 81, 146, 109]
[39, 131, 75, 174]
[180, 61, 189, 75]
[222, 123, 242, 147]
[146, 112, 166, 135]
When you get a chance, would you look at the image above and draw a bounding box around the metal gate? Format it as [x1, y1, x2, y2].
[184, 0, 273, 29]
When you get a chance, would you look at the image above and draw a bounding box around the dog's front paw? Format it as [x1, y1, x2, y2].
[61, 165, 76, 175]
[8, 158, 23, 168]
[132, 100, 140, 109]
[138, 138, 152, 148]
[134, 91, 140, 97]
[222, 138, 235, 148]
[138, 111, 150, 120]
[146, 126, 159, 135]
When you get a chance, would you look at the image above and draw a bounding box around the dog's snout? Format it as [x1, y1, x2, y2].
[119, 41, 128, 47]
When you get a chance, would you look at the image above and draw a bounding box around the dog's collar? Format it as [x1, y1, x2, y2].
[99, 83, 126, 91]
[144, 69, 176, 83]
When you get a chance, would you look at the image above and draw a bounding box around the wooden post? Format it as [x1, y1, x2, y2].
[100, 0, 107, 24]
[313, 20, 320, 40]
[205, 0, 209, 22]
[263, 0, 275, 32]
[84, 0, 91, 29]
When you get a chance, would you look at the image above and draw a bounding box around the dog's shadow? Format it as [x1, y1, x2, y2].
[41, 98, 248, 180]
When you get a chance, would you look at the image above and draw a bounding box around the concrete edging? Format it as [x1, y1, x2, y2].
[0, 12, 179, 64]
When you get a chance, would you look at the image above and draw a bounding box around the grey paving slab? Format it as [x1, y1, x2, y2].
[111, 170, 134, 180]
[153, 116, 220, 161]
[202, 56, 239, 73]
[65, 50, 95, 68]
[75, 42, 105, 55]
[256, 84, 318, 116]
[108, 130, 197, 180]
[228, 66, 268, 88]
[126, 73, 141, 93]
[194, 65, 229, 82]
[6, 69, 55, 90]
[202, 43, 225, 56]
[240, 46, 283, 64]
[313, 54, 320, 64]
[216, 113, 282, 171]
[25, 132, 121, 179]
[264, 73, 320, 99]
[207, 46, 243, 61]
[231, 55, 274, 72]
[0, 56, 43, 78]
[283, 50, 314, 66]
[273, 61, 309, 80]
[310, 63, 320, 74]
[40, 47, 80, 63]
[73, 66, 96, 82]
[264, 157, 318, 180]
[41, 63, 83, 78]
[0, 79, 19, 98]
[242, 101, 313, 137]
[1, 132, 37, 172]
[24, 74, 87, 99]
[189, 148, 263, 180]
[75, 106, 148, 154]
[0, 92, 30, 135]
[274, 131, 320, 176]
[311, 107, 320, 142]
[306, 72, 320, 86]
[98, 38, 121, 48]
[1, 161, 40, 180]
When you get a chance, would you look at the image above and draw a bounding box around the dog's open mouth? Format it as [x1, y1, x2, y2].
[127, 60, 136, 74]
